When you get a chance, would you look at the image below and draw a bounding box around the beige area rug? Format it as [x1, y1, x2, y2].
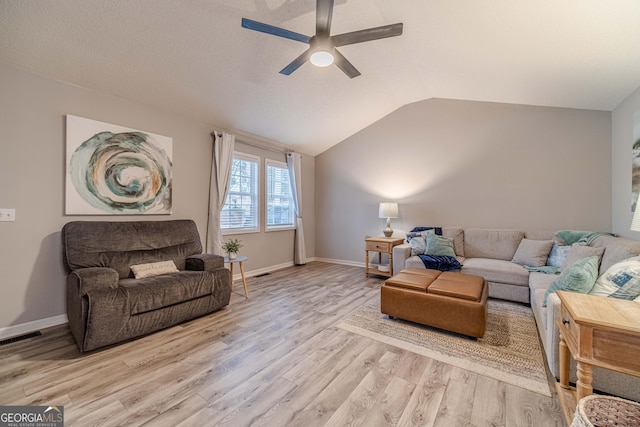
[337, 299, 552, 396]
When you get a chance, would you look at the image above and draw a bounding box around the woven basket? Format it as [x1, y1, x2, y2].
[571, 395, 640, 427]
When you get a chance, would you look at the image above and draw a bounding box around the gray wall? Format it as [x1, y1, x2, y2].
[612, 85, 640, 238]
[0, 62, 314, 333]
[315, 98, 612, 264]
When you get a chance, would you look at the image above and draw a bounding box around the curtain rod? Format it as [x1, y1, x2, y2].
[213, 131, 291, 154]
[237, 139, 291, 154]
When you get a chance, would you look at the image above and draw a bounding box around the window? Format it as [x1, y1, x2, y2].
[266, 160, 294, 230]
[221, 153, 259, 233]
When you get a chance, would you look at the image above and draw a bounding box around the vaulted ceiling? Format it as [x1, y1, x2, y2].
[1, 0, 639, 155]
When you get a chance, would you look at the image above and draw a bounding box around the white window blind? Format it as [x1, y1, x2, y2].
[221, 153, 259, 232]
[266, 160, 294, 230]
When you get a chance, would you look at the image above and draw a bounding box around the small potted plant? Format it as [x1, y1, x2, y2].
[222, 238, 243, 260]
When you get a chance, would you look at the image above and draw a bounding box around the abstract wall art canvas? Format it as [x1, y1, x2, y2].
[65, 115, 173, 215]
[633, 110, 640, 212]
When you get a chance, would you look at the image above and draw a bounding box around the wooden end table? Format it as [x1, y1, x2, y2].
[365, 237, 404, 278]
[555, 290, 640, 425]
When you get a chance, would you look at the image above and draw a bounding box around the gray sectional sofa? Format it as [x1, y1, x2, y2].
[62, 220, 232, 352]
[392, 227, 640, 401]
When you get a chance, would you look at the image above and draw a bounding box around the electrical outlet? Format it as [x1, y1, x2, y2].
[0, 209, 15, 222]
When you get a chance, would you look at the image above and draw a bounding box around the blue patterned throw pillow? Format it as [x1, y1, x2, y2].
[590, 257, 640, 300]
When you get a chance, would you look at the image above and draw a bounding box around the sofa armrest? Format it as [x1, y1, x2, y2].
[186, 253, 224, 271]
[392, 244, 411, 276]
[67, 267, 119, 296]
[545, 292, 562, 378]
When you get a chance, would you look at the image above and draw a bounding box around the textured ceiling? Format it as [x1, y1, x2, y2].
[1, 0, 640, 155]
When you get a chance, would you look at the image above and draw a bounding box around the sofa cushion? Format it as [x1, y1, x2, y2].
[461, 258, 529, 286]
[591, 234, 640, 274]
[524, 230, 556, 241]
[406, 255, 428, 270]
[543, 256, 599, 306]
[119, 270, 216, 315]
[560, 245, 604, 271]
[511, 238, 554, 267]
[463, 229, 524, 260]
[529, 271, 559, 292]
[589, 256, 640, 300]
[442, 227, 465, 257]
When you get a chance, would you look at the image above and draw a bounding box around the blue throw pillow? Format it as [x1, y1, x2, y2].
[543, 256, 599, 307]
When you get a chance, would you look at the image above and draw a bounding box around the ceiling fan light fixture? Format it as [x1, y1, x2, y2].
[242, 0, 403, 77]
[310, 50, 334, 67]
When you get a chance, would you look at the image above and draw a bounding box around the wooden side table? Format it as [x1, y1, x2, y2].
[365, 237, 404, 278]
[555, 290, 640, 425]
[224, 255, 249, 298]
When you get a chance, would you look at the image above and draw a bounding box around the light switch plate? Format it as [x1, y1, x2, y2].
[0, 209, 16, 221]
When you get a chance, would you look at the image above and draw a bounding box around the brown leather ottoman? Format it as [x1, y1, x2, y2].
[380, 268, 488, 338]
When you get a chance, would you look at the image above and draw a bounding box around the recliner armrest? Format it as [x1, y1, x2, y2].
[186, 253, 224, 271]
[68, 267, 119, 296]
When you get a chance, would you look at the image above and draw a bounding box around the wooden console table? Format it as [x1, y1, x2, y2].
[365, 237, 404, 278]
[556, 290, 640, 425]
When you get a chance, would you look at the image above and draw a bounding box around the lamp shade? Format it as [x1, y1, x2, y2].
[378, 202, 399, 219]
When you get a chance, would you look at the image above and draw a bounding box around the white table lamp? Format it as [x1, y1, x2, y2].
[379, 202, 399, 237]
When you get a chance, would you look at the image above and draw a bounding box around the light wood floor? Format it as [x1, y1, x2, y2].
[1, 262, 565, 426]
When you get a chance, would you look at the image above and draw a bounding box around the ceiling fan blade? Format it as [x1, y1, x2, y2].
[332, 23, 403, 47]
[316, 0, 334, 36]
[333, 49, 361, 79]
[280, 48, 312, 75]
[242, 18, 311, 44]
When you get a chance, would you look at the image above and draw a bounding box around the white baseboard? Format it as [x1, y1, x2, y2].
[0, 314, 68, 340]
[231, 260, 307, 281]
[232, 257, 342, 280]
[313, 257, 366, 268]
